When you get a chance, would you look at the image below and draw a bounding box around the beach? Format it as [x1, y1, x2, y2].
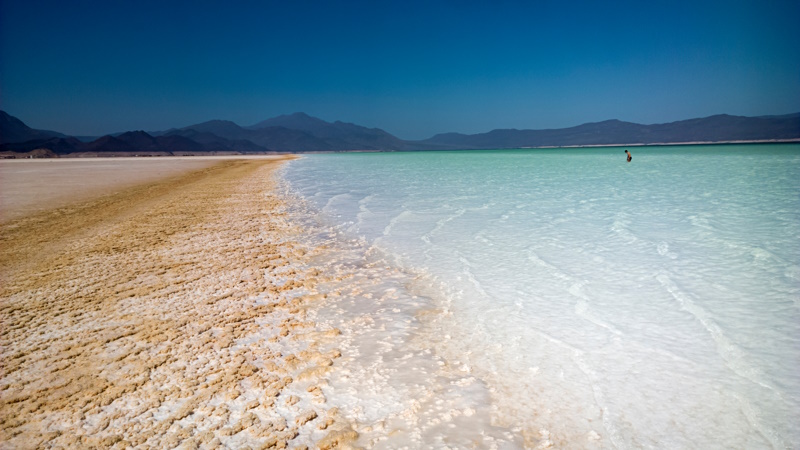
[3, 146, 798, 449]
[0, 158, 225, 223]
[0, 157, 521, 449]
[0, 157, 361, 448]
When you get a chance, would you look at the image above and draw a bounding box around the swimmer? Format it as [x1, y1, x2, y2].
[625, 149, 632, 162]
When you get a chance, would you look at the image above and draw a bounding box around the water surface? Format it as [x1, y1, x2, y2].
[283, 144, 800, 448]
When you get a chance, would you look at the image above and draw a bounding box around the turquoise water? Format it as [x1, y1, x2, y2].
[283, 144, 800, 448]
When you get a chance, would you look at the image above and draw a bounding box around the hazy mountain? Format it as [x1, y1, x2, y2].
[177, 120, 251, 140]
[83, 131, 211, 154]
[248, 112, 414, 151]
[2, 128, 212, 155]
[2, 110, 798, 156]
[245, 127, 333, 152]
[647, 114, 800, 142]
[84, 135, 134, 153]
[172, 119, 330, 152]
[163, 129, 267, 153]
[420, 114, 800, 149]
[178, 113, 408, 151]
[163, 114, 420, 151]
[152, 134, 206, 153]
[1, 136, 84, 153]
[249, 112, 331, 134]
[0, 110, 66, 144]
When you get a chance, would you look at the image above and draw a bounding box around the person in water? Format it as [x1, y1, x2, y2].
[625, 149, 632, 162]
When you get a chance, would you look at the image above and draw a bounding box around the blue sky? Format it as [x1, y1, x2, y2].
[1, 0, 798, 139]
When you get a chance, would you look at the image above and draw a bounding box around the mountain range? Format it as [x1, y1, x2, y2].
[2, 110, 798, 157]
[422, 114, 800, 149]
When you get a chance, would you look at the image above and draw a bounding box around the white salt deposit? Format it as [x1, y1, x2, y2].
[282, 145, 800, 449]
[278, 198, 523, 448]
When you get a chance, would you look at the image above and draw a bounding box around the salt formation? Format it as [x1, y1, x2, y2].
[0, 160, 357, 448]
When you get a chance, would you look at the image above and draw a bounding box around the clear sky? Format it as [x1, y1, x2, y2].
[1, 0, 798, 139]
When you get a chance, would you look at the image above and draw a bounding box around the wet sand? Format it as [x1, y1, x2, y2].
[0, 158, 358, 448]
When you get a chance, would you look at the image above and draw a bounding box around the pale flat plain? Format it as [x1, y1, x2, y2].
[0, 157, 269, 222]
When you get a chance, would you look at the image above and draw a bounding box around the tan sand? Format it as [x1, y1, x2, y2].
[0, 158, 358, 449]
[0, 157, 247, 223]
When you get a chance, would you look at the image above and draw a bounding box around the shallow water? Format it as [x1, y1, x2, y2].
[282, 144, 800, 448]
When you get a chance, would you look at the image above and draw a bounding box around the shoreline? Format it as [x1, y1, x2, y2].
[281, 147, 800, 448]
[4, 146, 796, 448]
[2, 138, 798, 159]
[0, 157, 523, 448]
[0, 158, 361, 448]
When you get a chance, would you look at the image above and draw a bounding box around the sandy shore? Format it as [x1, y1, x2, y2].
[0, 158, 358, 448]
[0, 157, 250, 223]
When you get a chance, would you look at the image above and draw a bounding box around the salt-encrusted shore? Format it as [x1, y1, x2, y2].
[0, 158, 359, 448]
[0, 158, 223, 223]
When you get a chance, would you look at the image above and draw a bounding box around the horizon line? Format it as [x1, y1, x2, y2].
[5, 109, 800, 141]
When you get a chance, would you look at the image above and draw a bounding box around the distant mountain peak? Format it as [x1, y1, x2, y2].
[287, 112, 313, 119]
[0, 109, 66, 144]
[119, 130, 154, 137]
[186, 119, 242, 129]
[248, 112, 331, 131]
[196, 119, 239, 125]
[177, 119, 245, 137]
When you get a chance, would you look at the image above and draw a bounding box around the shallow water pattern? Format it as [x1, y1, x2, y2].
[284, 144, 800, 449]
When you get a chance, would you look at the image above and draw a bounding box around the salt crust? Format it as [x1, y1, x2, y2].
[0, 159, 359, 449]
[1, 158, 528, 449]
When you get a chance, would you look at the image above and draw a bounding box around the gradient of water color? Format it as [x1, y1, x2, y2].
[282, 144, 800, 448]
